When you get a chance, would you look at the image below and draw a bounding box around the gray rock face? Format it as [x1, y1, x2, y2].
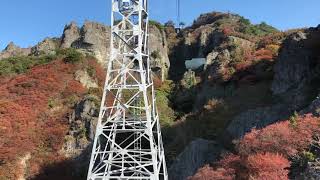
[61, 22, 81, 48]
[226, 28, 320, 140]
[74, 21, 111, 65]
[271, 31, 311, 94]
[168, 139, 224, 180]
[1, 21, 170, 81]
[59, 21, 170, 79]
[31, 38, 59, 55]
[0, 42, 31, 60]
[149, 25, 170, 80]
[299, 159, 320, 180]
[301, 93, 320, 117]
[60, 21, 111, 65]
[206, 49, 231, 82]
[75, 70, 98, 89]
[62, 95, 99, 157]
[226, 104, 292, 139]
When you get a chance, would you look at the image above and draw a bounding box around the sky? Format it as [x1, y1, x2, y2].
[0, 0, 319, 50]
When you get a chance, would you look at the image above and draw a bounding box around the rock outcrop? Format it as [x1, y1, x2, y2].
[60, 21, 111, 65]
[272, 31, 311, 94]
[299, 159, 320, 180]
[61, 22, 81, 49]
[31, 38, 60, 55]
[75, 70, 98, 89]
[0, 42, 31, 60]
[1, 20, 170, 81]
[226, 28, 320, 139]
[60, 21, 170, 80]
[62, 95, 99, 158]
[149, 25, 170, 80]
[272, 28, 320, 96]
[168, 139, 224, 180]
[301, 92, 320, 117]
[226, 104, 292, 139]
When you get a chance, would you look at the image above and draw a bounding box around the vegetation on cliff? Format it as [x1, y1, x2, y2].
[0, 49, 105, 179]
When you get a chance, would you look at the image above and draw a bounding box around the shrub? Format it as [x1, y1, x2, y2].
[245, 153, 290, 180]
[57, 48, 84, 64]
[238, 17, 278, 36]
[189, 154, 240, 180]
[151, 50, 161, 59]
[188, 165, 235, 180]
[190, 153, 290, 180]
[164, 20, 175, 27]
[289, 111, 299, 128]
[0, 58, 91, 177]
[265, 44, 280, 56]
[156, 80, 176, 127]
[48, 98, 58, 109]
[222, 27, 234, 35]
[62, 80, 87, 97]
[149, 20, 164, 31]
[87, 59, 106, 85]
[0, 55, 57, 76]
[238, 114, 320, 157]
[254, 48, 274, 60]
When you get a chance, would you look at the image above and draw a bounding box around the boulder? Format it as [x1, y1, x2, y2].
[168, 139, 224, 180]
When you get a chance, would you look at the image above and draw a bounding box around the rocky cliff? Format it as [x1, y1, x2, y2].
[1, 11, 320, 180]
[0, 21, 170, 80]
[163, 13, 320, 179]
[0, 42, 31, 59]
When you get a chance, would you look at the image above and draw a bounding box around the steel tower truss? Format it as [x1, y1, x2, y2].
[87, 0, 168, 179]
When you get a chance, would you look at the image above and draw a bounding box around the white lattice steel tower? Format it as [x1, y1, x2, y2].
[87, 0, 168, 179]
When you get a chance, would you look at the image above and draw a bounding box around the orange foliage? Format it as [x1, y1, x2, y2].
[234, 61, 252, 71]
[245, 153, 290, 180]
[153, 76, 163, 89]
[191, 153, 290, 180]
[87, 58, 106, 85]
[189, 165, 234, 180]
[0, 59, 96, 177]
[190, 154, 240, 180]
[222, 27, 234, 36]
[191, 115, 319, 179]
[62, 80, 87, 97]
[238, 114, 320, 157]
[254, 48, 274, 60]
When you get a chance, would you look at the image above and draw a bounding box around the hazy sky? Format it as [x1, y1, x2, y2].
[0, 0, 319, 50]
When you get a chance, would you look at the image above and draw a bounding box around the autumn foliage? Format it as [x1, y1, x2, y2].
[0, 58, 104, 179]
[190, 115, 320, 179]
[245, 153, 290, 180]
[190, 153, 290, 180]
[254, 48, 274, 61]
[238, 114, 320, 157]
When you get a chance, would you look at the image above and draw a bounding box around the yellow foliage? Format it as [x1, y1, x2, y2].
[265, 44, 280, 56]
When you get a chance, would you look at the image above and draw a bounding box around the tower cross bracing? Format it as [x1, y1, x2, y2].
[87, 0, 168, 179]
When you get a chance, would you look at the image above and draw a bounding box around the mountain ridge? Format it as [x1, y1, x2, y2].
[0, 11, 320, 179]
